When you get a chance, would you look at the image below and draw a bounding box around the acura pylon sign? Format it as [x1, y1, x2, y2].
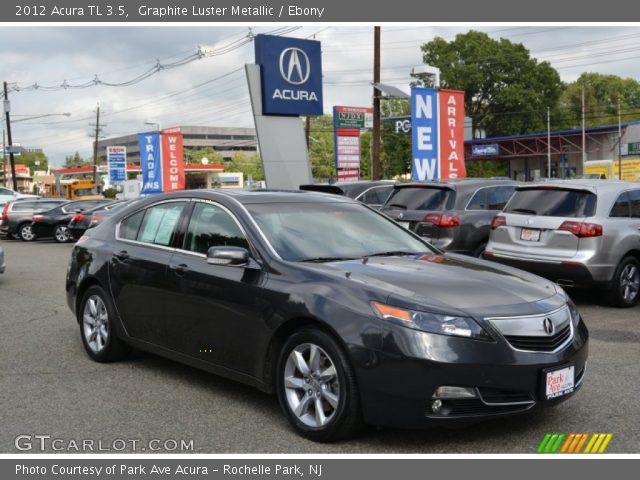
[255, 34, 323, 115]
[411, 87, 467, 180]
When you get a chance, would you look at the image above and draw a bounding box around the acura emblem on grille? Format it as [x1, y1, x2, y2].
[397, 213, 404, 219]
[543, 317, 555, 335]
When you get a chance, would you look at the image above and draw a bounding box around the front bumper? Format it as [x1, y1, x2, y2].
[351, 317, 588, 429]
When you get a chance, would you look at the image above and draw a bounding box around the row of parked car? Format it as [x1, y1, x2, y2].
[0, 198, 130, 243]
[306, 178, 640, 308]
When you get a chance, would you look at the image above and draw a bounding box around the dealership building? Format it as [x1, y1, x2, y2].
[465, 121, 640, 180]
[96, 126, 258, 164]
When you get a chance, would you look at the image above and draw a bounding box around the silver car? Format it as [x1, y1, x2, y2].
[485, 180, 640, 307]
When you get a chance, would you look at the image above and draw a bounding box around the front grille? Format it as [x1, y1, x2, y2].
[477, 387, 534, 404]
[428, 399, 533, 417]
[505, 324, 572, 352]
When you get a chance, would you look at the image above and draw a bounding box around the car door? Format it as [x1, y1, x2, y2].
[164, 199, 268, 375]
[109, 200, 189, 347]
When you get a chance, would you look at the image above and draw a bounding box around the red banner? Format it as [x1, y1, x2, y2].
[161, 128, 185, 192]
[438, 89, 466, 179]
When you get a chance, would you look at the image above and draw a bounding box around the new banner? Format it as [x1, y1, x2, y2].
[161, 128, 185, 192]
[255, 34, 323, 116]
[438, 89, 467, 178]
[411, 87, 439, 181]
[107, 146, 127, 183]
[138, 132, 163, 194]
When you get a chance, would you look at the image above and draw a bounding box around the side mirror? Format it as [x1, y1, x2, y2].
[206, 246, 249, 266]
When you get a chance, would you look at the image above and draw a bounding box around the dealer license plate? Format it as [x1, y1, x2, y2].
[398, 221, 410, 229]
[520, 228, 541, 242]
[545, 365, 575, 400]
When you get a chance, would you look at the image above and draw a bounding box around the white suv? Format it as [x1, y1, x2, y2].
[485, 180, 640, 307]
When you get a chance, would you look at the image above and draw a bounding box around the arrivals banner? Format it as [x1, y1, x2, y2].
[161, 128, 185, 192]
[107, 146, 127, 183]
[138, 132, 163, 194]
[411, 87, 439, 181]
[438, 89, 467, 178]
[411, 87, 466, 180]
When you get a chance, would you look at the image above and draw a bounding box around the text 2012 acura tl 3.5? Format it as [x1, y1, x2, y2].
[66, 190, 588, 441]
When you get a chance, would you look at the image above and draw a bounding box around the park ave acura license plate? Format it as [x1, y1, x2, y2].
[545, 365, 575, 400]
[520, 228, 541, 241]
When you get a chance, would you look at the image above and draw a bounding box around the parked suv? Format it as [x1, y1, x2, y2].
[300, 181, 396, 208]
[380, 179, 518, 256]
[485, 180, 640, 307]
[0, 198, 68, 241]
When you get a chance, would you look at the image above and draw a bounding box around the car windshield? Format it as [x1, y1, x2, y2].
[384, 187, 453, 211]
[505, 188, 597, 217]
[246, 201, 433, 262]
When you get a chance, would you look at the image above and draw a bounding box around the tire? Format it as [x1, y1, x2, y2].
[472, 242, 488, 258]
[53, 224, 71, 243]
[606, 256, 640, 308]
[276, 328, 363, 442]
[19, 223, 36, 242]
[78, 285, 130, 362]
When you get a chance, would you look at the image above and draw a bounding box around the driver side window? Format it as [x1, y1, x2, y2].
[184, 202, 249, 255]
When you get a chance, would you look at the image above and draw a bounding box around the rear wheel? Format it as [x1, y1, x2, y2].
[19, 223, 36, 242]
[79, 285, 130, 362]
[53, 224, 71, 243]
[276, 328, 362, 442]
[606, 256, 640, 308]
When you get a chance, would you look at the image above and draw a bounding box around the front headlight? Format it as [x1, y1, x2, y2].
[567, 297, 581, 327]
[371, 302, 492, 341]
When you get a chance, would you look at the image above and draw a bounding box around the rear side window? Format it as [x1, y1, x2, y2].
[12, 202, 37, 211]
[385, 187, 453, 211]
[37, 201, 65, 210]
[137, 202, 187, 246]
[505, 189, 596, 217]
[610, 192, 630, 218]
[629, 190, 640, 218]
[358, 186, 393, 205]
[119, 211, 145, 241]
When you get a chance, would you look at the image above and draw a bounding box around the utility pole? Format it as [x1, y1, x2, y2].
[3, 82, 17, 191]
[618, 97, 622, 180]
[371, 26, 381, 180]
[91, 102, 100, 187]
[547, 107, 551, 178]
[305, 116, 311, 148]
[581, 86, 586, 170]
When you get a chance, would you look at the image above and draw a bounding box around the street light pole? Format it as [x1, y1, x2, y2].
[3, 81, 17, 191]
[547, 107, 551, 178]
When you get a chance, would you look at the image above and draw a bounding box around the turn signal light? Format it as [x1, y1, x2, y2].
[424, 213, 460, 228]
[32, 214, 44, 223]
[491, 215, 507, 230]
[71, 213, 85, 223]
[558, 221, 603, 238]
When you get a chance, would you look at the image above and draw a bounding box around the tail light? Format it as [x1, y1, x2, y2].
[89, 214, 104, 226]
[558, 221, 603, 238]
[32, 214, 44, 223]
[1, 203, 9, 221]
[424, 213, 460, 228]
[71, 213, 86, 223]
[491, 215, 507, 230]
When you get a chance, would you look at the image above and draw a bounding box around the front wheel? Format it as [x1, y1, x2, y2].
[79, 285, 130, 362]
[606, 256, 640, 308]
[53, 224, 71, 243]
[276, 328, 362, 442]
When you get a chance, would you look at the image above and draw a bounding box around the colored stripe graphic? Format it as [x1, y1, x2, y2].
[538, 433, 613, 453]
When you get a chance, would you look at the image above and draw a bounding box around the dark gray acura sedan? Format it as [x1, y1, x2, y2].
[66, 190, 588, 442]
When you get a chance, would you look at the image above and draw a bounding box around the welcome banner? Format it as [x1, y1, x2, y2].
[161, 128, 185, 192]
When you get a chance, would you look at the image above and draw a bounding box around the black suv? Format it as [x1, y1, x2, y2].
[380, 178, 518, 257]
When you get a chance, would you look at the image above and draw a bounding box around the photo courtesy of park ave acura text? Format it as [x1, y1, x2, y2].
[1, 13, 639, 461]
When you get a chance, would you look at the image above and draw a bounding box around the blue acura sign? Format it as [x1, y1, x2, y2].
[255, 34, 323, 116]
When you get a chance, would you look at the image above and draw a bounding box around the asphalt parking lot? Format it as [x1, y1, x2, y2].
[0, 238, 638, 453]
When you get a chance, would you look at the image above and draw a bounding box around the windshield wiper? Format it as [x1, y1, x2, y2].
[368, 251, 419, 257]
[298, 257, 359, 263]
[509, 208, 537, 215]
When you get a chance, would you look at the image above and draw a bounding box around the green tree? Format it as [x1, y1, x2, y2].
[183, 147, 224, 165]
[16, 150, 48, 172]
[380, 99, 412, 178]
[559, 73, 640, 129]
[307, 115, 336, 181]
[418, 30, 563, 137]
[226, 151, 264, 181]
[63, 151, 91, 168]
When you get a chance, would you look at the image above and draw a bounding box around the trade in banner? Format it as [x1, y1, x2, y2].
[138, 132, 162, 194]
[161, 128, 185, 192]
[411, 87, 466, 181]
[107, 146, 127, 183]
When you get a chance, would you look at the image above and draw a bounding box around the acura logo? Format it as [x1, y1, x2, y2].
[397, 212, 404, 219]
[543, 317, 555, 335]
[279, 47, 310, 85]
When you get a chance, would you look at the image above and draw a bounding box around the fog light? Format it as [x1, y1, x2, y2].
[432, 386, 478, 399]
[431, 399, 443, 413]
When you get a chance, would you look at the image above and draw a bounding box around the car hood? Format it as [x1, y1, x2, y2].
[299, 253, 559, 315]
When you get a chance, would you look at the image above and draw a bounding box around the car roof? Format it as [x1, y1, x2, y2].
[394, 178, 519, 190]
[141, 189, 357, 205]
[517, 179, 639, 194]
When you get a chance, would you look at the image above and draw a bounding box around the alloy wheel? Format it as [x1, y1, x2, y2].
[55, 225, 70, 242]
[20, 225, 35, 241]
[620, 263, 640, 303]
[82, 295, 109, 353]
[283, 343, 340, 428]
